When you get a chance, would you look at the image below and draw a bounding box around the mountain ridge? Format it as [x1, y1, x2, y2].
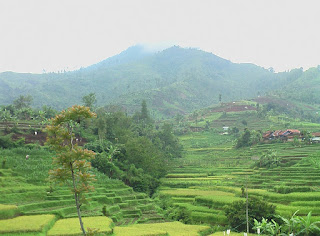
[0, 45, 318, 117]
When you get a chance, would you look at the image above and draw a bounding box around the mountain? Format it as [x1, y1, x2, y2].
[0, 45, 316, 117]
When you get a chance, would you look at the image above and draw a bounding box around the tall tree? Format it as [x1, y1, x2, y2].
[46, 105, 96, 235]
[140, 100, 149, 121]
[82, 93, 97, 109]
[13, 95, 33, 110]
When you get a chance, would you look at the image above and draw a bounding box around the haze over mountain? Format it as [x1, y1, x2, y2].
[0, 45, 319, 117]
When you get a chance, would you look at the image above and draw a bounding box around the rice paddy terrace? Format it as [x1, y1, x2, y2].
[159, 108, 320, 228]
[0, 121, 213, 235]
[1, 148, 206, 235]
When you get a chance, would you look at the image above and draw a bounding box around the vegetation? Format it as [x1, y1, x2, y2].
[47, 216, 113, 235]
[88, 101, 182, 195]
[2, 55, 320, 235]
[254, 211, 320, 235]
[224, 196, 276, 232]
[114, 221, 210, 236]
[2, 46, 319, 118]
[46, 105, 97, 235]
[0, 214, 56, 234]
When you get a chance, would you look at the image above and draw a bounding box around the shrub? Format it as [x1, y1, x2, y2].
[224, 196, 276, 232]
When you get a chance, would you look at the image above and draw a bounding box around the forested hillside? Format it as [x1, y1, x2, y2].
[0, 45, 319, 118]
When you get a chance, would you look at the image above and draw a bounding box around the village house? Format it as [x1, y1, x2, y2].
[263, 129, 301, 141]
[311, 132, 320, 143]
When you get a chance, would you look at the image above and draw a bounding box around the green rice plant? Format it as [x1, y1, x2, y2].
[0, 203, 19, 219]
[173, 203, 219, 214]
[114, 221, 210, 236]
[114, 227, 167, 236]
[195, 195, 241, 209]
[171, 197, 195, 203]
[18, 199, 74, 212]
[275, 204, 320, 216]
[0, 191, 47, 204]
[0, 186, 47, 195]
[160, 189, 234, 198]
[161, 179, 219, 188]
[290, 201, 320, 207]
[0, 214, 56, 234]
[191, 211, 227, 225]
[47, 216, 113, 235]
[105, 205, 121, 215]
[166, 173, 208, 178]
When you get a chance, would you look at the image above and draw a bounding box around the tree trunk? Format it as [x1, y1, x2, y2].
[246, 176, 249, 234]
[71, 163, 86, 235]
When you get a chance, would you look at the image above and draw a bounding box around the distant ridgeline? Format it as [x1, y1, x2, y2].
[0, 45, 320, 117]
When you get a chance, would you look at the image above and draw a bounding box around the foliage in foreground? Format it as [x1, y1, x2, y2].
[254, 211, 320, 236]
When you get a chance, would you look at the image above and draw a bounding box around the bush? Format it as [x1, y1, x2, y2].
[224, 196, 276, 232]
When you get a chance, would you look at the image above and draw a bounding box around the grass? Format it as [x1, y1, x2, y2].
[0, 214, 56, 234]
[47, 216, 113, 235]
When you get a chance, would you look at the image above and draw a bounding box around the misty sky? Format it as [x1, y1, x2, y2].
[1, 0, 320, 73]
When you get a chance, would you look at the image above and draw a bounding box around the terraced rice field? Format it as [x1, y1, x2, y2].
[0, 148, 166, 234]
[0, 214, 56, 234]
[47, 216, 113, 235]
[159, 110, 320, 227]
[114, 221, 210, 236]
[0, 211, 211, 235]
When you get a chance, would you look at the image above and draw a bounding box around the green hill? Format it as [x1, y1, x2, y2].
[0, 45, 285, 118]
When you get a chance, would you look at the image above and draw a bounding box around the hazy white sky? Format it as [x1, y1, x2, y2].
[0, 0, 320, 73]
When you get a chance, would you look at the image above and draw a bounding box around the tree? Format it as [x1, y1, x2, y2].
[46, 105, 96, 235]
[236, 129, 251, 148]
[82, 93, 97, 109]
[125, 136, 166, 178]
[157, 123, 183, 158]
[140, 100, 149, 121]
[133, 100, 153, 134]
[224, 196, 276, 232]
[259, 150, 280, 168]
[0, 109, 12, 126]
[13, 95, 33, 110]
[241, 119, 248, 126]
